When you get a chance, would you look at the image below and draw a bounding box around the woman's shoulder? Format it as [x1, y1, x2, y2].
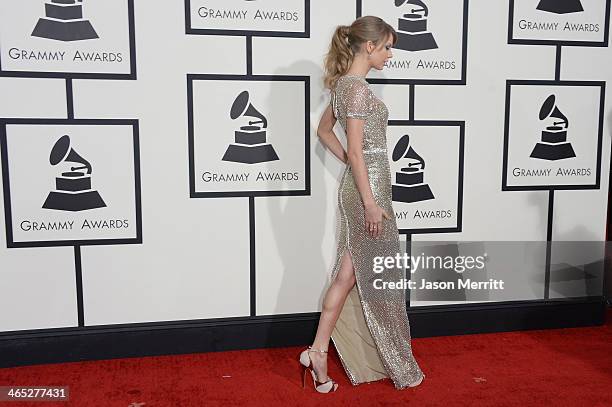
[334, 75, 370, 97]
[332, 75, 374, 119]
[336, 74, 369, 88]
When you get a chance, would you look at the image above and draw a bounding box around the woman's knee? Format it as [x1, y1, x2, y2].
[335, 268, 356, 287]
[333, 251, 356, 287]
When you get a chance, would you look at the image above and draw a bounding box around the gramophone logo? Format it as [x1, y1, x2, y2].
[42, 135, 106, 212]
[31, 0, 99, 42]
[222, 90, 279, 164]
[536, 0, 584, 14]
[530, 94, 576, 161]
[393, 0, 438, 52]
[391, 134, 435, 203]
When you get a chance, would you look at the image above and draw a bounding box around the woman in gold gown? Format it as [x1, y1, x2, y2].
[299, 16, 425, 393]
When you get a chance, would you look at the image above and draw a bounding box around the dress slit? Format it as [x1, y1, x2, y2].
[329, 166, 390, 385]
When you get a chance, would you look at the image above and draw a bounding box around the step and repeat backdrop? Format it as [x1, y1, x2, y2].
[0, 0, 610, 333]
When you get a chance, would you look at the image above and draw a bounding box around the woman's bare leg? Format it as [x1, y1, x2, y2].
[309, 250, 356, 381]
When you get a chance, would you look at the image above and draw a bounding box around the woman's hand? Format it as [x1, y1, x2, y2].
[364, 201, 391, 238]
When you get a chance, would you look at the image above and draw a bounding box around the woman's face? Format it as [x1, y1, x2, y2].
[368, 34, 394, 70]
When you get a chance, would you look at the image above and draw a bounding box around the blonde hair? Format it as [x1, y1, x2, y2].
[323, 16, 397, 89]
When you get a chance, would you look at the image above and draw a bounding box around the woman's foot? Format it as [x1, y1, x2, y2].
[299, 346, 338, 392]
[308, 348, 330, 382]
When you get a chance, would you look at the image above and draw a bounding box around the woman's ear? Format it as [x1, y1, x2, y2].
[366, 40, 374, 54]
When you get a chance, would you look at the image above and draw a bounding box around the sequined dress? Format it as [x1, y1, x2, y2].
[328, 75, 425, 389]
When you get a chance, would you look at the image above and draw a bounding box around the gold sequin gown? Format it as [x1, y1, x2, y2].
[328, 74, 425, 389]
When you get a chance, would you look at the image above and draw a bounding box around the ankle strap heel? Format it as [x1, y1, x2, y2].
[299, 346, 339, 392]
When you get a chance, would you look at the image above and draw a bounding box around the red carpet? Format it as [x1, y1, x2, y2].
[1, 310, 611, 406]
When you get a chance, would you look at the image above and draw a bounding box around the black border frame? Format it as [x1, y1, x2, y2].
[508, 0, 611, 47]
[388, 120, 465, 234]
[357, 0, 469, 85]
[0, 0, 137, 80]
[185, 0, 311, 38]
[187, 74, 311, 199]
[0, 118, 142, 248]
[502, 80, 605, 191]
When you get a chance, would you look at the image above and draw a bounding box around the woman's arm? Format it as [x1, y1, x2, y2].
[346, 117, 390, 238]
[345, 117, 375, 207]
[316, 104, 348, 164]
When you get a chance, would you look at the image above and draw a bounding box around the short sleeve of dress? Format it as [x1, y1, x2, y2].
[346, 81, 373, 120]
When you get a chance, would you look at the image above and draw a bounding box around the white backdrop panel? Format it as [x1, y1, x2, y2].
[0, 0, 610, 329]
[0, 77, 66, 118]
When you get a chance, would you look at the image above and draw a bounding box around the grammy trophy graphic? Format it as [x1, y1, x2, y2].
[530, 94, 576, 161]
[42, 135, 106, 212]
[536, 0, 584, 15]
[391, 134, 435, 203]
[222, 90, 279, 164]
[393, 0, 438, 52]
[32, 0, 99, 42]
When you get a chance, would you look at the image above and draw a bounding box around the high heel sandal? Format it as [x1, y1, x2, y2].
[299, 346, 339, 393]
